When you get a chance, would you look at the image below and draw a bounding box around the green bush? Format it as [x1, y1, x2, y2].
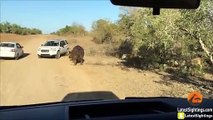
[118, 39, 133, 58]
[0, 22, 42, 35]
[90, 0, 212, 77]
[91, 19, 120, 44]
[54, 23, 87, 36]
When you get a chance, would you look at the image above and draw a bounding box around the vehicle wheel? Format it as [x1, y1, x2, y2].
[21, 51, 24, 58]
[65, 49, 70, 56]
[15, 54, 19, 60]
[38, 55, 41, 58]
[55, 51, 60, 59]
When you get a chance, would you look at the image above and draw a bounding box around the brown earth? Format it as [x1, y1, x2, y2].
[0, 34, 212, 105]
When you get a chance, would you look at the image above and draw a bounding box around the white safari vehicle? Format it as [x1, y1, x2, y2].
[37, 39, 69, 58]
[0, 42, 24, 60]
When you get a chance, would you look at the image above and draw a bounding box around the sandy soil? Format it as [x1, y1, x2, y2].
[0, 34, 212, 105]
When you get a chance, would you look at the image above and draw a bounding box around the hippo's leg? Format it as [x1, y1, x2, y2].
[80, 59, 84, 65]
[74, 59, 78, 65]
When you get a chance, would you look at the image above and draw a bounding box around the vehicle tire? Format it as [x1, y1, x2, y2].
[65, 49, 70, 56]
[38, 55, 41, 58]
[15, 54, 19, 60]
[55, 51, 60, 59]
[21, 51, 24, 58]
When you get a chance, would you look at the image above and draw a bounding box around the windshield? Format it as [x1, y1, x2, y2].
[0, 0, 212, 106]
[0, 43, 15, 48]
[43, 41, 59, 46]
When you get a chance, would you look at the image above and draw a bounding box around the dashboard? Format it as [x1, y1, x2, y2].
[0, 97, 212, 120]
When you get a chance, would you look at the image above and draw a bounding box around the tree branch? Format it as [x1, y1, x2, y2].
[179, 27, 213, 65]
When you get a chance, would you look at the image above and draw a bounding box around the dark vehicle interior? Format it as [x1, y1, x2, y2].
[0, 92, 212, 120]
[111, 0, 200, 15]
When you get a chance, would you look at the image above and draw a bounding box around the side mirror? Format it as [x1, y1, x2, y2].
[41, 44, 44, 46]
[21, 46, 24, 48]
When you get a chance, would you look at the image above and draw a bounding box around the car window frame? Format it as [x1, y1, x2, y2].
[16, 43, 21, 48]
[65, 40, 68, 44]
[60, 41, 66, 47]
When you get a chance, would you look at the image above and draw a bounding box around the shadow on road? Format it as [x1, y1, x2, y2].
[62, 91, 119, 102]
[38, 54, 68, 59]
[154, 69, 213, 98]
[19, 53, 30, 59]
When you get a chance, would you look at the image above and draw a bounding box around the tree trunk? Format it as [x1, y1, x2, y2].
[179, 27, 213, 65]
[198, 38, 213, 65]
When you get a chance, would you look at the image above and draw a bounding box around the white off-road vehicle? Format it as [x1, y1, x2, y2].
[37, 39, 69, 59]
[0, 42, 24, 60]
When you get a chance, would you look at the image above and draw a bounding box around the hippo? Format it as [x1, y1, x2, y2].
[69, 45, 84, 65]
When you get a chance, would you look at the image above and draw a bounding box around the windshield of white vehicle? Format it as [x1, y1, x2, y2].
[0, 43, 15, 48]
[0, 0, 212, 106]
[43, 41, 59, 46]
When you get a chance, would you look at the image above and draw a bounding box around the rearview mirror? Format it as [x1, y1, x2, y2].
[110, 0, 200, 15]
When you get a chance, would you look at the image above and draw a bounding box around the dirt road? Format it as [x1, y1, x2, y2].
[0, 34, 210, 105]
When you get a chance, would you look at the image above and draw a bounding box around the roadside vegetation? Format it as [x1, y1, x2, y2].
[52, 23, 87, 36]
[0, 22, 42, 35]
[1, 1, 212, 78]
[91, 0, 213, 77]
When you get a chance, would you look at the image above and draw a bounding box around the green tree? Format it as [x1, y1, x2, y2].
[176, 0, 213, 65]
[90, 2, 212, 76]
[0, 22, 42, 35]
[55, 23, 87, 36]
[91, 19, 120, 44]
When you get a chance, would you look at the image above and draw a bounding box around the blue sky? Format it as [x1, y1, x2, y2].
[0, 0, 121, 34]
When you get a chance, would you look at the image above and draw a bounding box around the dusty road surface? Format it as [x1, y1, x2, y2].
[0, 34, 212, 105]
